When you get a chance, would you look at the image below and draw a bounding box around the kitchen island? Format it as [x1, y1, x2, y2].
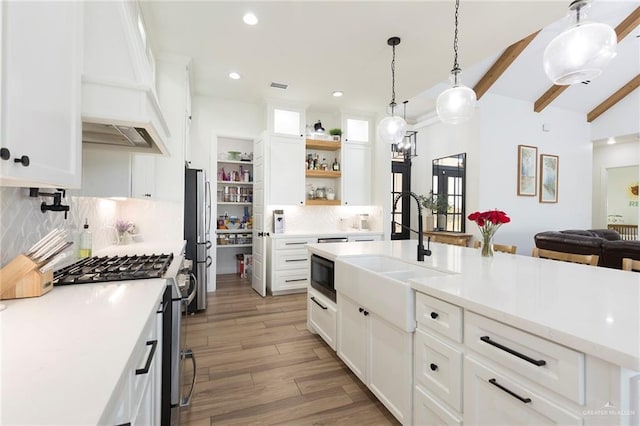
[307, 239, 640, 425]
[0, 241, 184, 425]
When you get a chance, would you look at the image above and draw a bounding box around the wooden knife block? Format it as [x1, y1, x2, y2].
[0, 254, 54, 300]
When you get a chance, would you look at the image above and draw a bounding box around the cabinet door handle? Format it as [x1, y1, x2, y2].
[430, 363, 438, 371]
[358, 307, 364, 313]
[285, 278, 307, 283]
[310, 296, 327, 310]
[0, 148, 9, 160]
[285, 258, 307, 262]
[480, 336, 546, 367]
[14, 155, 30, 167]
[488, 378, 532, 404]
[363, 310, 369, 316]
[135, 340, 158, 375]
[430, 311, 439, 319]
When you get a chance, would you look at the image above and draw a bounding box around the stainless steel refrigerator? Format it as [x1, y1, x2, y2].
[184, 167, 212, 312]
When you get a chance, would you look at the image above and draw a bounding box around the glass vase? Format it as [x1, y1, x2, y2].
[481, 233, 494, 257]
[117, 231, 128, 245]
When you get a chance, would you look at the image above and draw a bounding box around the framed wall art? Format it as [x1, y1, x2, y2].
[539, 154, 559, 203]
[517, 145, 537, 196]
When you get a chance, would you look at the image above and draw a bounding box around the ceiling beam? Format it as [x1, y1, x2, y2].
[473, 31, 540, 100]
[587, 74, 640, 122]
[534, 6, 640, 113]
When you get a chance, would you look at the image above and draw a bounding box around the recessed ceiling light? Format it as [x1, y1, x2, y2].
[332, 91, 343, 97]
[229, 72, 241, 80]
[243, 13, 258, 25]
[607, 137, 616, 145]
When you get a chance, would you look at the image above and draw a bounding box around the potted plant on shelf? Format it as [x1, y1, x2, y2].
[418, 191, 450, 231]
[329, 128, 342, 141]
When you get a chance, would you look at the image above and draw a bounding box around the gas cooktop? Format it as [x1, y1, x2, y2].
[53, 253, 174, 286]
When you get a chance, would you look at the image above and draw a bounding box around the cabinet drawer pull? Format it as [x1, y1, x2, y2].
[480, 336, 546, 367]
[135, 339, 158, 375]
[285, 278, 307, 283]
[363, 310, 369, 316]
[488, 378, 532, 404]
[285, 242, 307, 245]
[359, 307, 364, 313]
[285, 258, 307, 262]
[430, 363, 438, 371]
[0, 148, 9, 160]
[14, 155, 30, 167]
[310, 296, 327, 310]
[430, 311, 439, 319]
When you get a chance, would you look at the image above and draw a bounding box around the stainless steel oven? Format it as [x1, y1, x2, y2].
[169, 258, 197, 425]
[310, 254, 336, 302]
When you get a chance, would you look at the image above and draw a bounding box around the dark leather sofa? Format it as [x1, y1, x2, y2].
[534, 229, 640, 269]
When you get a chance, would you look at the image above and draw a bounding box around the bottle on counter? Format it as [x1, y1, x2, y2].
[78, 219, 92, 258]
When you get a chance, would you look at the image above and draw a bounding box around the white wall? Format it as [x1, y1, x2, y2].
[411, 94, 592, 255]
[591, 90, 640, 141]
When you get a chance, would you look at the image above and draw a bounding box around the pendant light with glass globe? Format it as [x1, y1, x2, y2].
[436, 0, 476, 125]
[377, 37, 408, 144]
[543, 0, 617, 86]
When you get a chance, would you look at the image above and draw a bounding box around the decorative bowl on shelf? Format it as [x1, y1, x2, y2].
[226, 222, 241, 230]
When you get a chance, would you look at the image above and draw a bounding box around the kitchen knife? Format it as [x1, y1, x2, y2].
[26, 228, 61, 256]
[39, 252, 68, 273]
[32, 231, 68, 262]
[34, 240, 72, 264]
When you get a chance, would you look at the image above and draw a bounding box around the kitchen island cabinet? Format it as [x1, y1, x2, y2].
[306, 240, 640, 425]
[0, 1, 82, 189]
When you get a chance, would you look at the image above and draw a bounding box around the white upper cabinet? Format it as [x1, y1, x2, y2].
[267, 134, 305, 205]
[341, 113, 373, 205]
[0, 1, 82, 188]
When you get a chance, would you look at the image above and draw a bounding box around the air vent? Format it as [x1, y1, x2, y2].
[581, 80, 591, 85]
[270, 82, 288, 90]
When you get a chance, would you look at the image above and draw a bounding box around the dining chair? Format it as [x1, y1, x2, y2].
[621, 258, 640, 271]
[531, 247, 599, 266]
[473, 240, 517, 254]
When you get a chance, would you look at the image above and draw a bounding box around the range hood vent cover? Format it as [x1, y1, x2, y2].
[83, 123, 154, 148]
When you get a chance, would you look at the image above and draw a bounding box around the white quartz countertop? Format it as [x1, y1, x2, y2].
[0, 240, 184, 424]
[307, 240, 640, 371]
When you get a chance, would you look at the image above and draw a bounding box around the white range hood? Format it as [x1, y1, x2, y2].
[81, 1, 170, 156]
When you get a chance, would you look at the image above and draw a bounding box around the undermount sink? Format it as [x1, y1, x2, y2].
[334, 255, 452, 332]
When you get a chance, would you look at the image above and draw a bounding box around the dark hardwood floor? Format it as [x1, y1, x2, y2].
[180, 274, 399, 426]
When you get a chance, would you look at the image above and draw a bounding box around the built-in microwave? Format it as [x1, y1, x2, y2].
[310, 254, 336, 302]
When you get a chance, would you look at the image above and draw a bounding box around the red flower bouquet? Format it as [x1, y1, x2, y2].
[468, 210, 511, 256]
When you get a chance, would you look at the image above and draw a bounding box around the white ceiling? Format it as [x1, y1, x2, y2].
[140, 1, 639, 122]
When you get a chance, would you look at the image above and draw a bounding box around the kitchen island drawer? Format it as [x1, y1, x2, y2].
[465, 311, 584, 404]
[274, 249, 309, 270]
[308, 288, 337, 350]
[414, 384, 462, 426]
[416, 292, 463, 343]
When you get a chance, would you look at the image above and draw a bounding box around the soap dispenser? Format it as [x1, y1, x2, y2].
[78, 219, 92, 258]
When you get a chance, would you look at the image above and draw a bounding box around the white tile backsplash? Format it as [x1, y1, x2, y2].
[267, 205, 383, 234]
[0, 187, 183, 267]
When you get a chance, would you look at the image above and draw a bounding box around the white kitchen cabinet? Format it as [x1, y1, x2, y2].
[100, 295, 162, 425]
[0, 1, 82, 189]
[267, 103, 305, 137]
[268, 134, 305, 205]
[267, 236, 314, 294]
[342, 142, 372, 206]
[464, 356, 582, 425]
[337, 293, 412, 424]
[80, 150, 155, 199]
[307, 287, 337, 350]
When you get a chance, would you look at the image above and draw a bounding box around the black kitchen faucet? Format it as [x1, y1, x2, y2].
[393, 191, 432, 261]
